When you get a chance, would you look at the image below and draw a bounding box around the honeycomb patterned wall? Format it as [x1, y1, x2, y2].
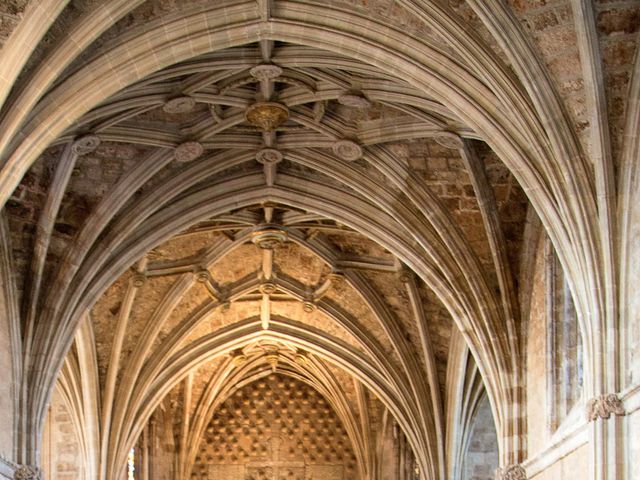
[192, 373, 358, 480]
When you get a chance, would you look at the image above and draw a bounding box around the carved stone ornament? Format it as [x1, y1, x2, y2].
[132, 273, 146, 288]
[251, 225, 288, 249]
[294, 350, 308, 365]
[338, 93, 371, 108]
[586, 393, 625, 422]
[433, 131, 463, 150]
[332, 139, 363, 161]
[259, 282, 277, 295]
[497, 464, 526, 480]
[250, 64, 283, 81]
[14, 465, 42, 480]
[162, 96, 196, 114]
[230, 349, 247, 367]
[174, 141, 204, 162]
[195, 269, 211, 284]
[245, 102, 290, 131]
[255, 148, 283, 165]
[71, 134, 101, 156]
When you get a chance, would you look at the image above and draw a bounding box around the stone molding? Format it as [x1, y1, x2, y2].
[338, 93, 371, 108]
[496, 464, 526, 480]
[586, 393, 625, 422]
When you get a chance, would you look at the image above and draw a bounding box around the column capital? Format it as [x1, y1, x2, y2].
[14, 466, 41, 480]
[586, 393, 625, 422]
[496, 464, 526, 480]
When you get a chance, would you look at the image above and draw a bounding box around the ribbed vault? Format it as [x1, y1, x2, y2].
[1, 1, 633, 480]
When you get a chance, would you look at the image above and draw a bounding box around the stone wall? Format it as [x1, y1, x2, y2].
[192, 373, 357, 480]
[627, 407, 640, 480]
[41, 387, 82, 480]
[146, 397, 178, 480]
[624, 180, 640, 387]
[526, 234, 549, 457]
[0, 278, 14, 461]
[529, 443, 589, 480]
[461, 395, 498, 480]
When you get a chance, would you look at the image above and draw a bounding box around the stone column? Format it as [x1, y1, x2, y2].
[587, 394, 626, 480]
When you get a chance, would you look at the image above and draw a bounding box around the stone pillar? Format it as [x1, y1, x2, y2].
[587, 394, 626, 480]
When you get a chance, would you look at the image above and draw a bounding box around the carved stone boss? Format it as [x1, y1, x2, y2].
[14, 466, 42, 480]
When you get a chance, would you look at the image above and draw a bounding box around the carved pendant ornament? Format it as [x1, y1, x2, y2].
[586, 394, 625, 422]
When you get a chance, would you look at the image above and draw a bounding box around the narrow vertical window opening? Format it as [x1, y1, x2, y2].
[128, 447, 135, 480]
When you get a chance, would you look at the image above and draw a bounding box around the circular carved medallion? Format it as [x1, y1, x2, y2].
[250, 64, 283, 81]
[71, 134, 101, 156]
[174, 141, 204, 162]
[245, 102, 289, 131]
[163, 96, 196, 114]
[256, 148, 283, 165]
[332, 140, 363, 161]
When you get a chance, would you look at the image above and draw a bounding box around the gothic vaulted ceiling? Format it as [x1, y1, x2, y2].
[0, 0, 637, 479]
